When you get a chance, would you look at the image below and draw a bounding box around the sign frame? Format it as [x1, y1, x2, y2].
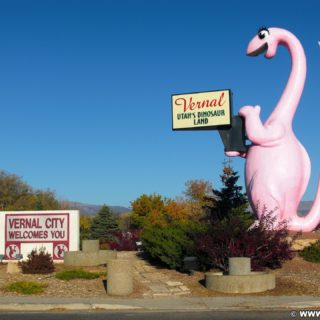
[171, 89, 233, 131]
[0, 210, 79, 261]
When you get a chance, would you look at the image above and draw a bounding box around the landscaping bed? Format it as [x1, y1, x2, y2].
[0, 251, 318, 297]
[168, 255, 320, 297]
[0, 263, 144, 298]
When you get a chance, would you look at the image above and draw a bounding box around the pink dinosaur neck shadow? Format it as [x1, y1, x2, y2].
[226, 27, 320, 232]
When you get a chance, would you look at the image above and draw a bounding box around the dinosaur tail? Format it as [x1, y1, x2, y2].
[287, 179, 320, 232]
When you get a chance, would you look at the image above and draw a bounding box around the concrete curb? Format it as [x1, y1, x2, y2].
[0, 303, 142, 311]
[0, 296, 318, 312]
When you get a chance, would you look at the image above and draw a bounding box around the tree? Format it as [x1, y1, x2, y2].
[209, 159, 253, 225]
[117, 211, 132, 231]
[80, 215, 93, 242]
[184, 179, 213, 205]
[0, 170, 60, 211]
[164, 200, 189, 223]
[130, 194, 167, 229]
[33, 190, 60, 210]
[183, 180, 215, 221]
[0, 171, 31, 210]
[90, 205, 119, 242]
[130, 193, 199, 229]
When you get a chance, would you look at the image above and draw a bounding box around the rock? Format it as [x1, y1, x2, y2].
[6, 262, 21, 273]
[166, 281, 183, 286]
[291, 239, 318, 251]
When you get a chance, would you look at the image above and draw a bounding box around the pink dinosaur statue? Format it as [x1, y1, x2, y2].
[226, 27, 320, 232]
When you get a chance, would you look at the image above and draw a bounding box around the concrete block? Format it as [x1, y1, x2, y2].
[64, 251, 98, 267]
[205, 271, 275, 293]
[107, 259, 133, 296]
[82, 240, 99, 252]
[229, 257, 251, 275]
[6, 262, 21, 273]
[64, 250, 117, 267]
[99, 250, 117, 265]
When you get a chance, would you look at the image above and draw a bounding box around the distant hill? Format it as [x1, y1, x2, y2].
[61, 200, 311, 217]
[61, 201, 131, 216]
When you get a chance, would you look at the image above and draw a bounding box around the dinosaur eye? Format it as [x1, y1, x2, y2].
[258, 29, 269, 40]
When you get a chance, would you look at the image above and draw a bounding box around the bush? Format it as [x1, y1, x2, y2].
[109, 229, 140, 251]
[55, 269, 105, 280]
[141, 221, 204, 270]
[21, 247, 55, 274]
[5, 281, 47, 294]
[196, 211, 295, 272]
[299, 240, 320, 263]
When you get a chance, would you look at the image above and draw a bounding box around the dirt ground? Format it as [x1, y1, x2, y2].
[0, 252, 319, 298]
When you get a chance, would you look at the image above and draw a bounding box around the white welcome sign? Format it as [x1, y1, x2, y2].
[0, 210, 79, 261]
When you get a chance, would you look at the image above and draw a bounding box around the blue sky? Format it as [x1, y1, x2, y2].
[0, 0, 319, 207]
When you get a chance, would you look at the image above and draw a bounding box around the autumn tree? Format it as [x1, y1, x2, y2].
[80, 215, 93, 242]
[117, 211, 133, 231]
[130, 194, 167, 229]
[184, 180, 213, 203]
[0, 171, 30, 209]
[139, 189, 208, 269]
[90, 205, 119, 242]
[164, 200, 189, 223]
[183, 179, 215, 220]
[0, 170, 60, 210]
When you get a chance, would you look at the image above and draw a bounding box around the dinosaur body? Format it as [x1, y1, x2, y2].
[227, 27, 320, 232]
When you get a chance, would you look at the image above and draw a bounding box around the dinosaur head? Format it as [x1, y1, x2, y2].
[247, 27, 281, 59]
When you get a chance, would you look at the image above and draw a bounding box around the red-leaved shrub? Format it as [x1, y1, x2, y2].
[21, 247, 55, 274]
[109, 229, 140, 251]
[196, 210, 296, 272]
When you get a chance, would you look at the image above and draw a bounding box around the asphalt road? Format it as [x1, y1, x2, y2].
[0, 311, 298, 320]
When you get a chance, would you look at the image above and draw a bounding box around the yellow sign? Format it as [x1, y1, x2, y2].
[172, 89, 232, 130]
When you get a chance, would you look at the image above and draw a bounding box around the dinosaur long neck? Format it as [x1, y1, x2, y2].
[267, 32, 306, 127]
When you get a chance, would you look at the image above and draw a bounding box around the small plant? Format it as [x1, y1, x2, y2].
[55, 269, 103, 280]
[5, 281, 47, 295]
[299, 240, 320, 263]
[109, 229, 140, 251]
[21, 247, 55, 274]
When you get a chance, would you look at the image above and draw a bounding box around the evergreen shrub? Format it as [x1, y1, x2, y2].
[299, 240, 320, 263]
[141, 221, 204, 270]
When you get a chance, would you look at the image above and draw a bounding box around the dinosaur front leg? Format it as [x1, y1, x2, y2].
[239, 105, 285, 145]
